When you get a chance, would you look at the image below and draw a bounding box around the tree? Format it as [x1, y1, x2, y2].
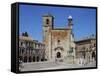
[24, 32, 28, 37]
[22, 32, 28, 37]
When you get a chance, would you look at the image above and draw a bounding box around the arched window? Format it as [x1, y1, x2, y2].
[46, 19, 49, 24]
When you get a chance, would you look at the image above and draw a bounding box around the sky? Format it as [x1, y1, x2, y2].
[19, 4, 96, 42]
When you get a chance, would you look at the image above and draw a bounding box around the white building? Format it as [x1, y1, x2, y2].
[19, 32, 45, 63]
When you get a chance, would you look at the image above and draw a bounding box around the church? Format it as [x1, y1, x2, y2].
[43, 14, 76, 63]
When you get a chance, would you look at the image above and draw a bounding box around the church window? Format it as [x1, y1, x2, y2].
[57, 40, 60, 44]
[46, 19, 49, 24]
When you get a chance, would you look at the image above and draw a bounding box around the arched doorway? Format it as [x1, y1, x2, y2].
[24, 56, 27, 62]
[92, 52, 96, 60]
[33, 56, 35, 62]
[37, 56, 39, 62]
[55, 47, 63, 62]
[57, 52, 61, 58]
[29, 56, 31, 62]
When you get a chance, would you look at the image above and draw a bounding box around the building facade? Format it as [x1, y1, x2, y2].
[43, 14, 76, 63]
[75, 35, 96, 63]
[19, 33, 45, 63]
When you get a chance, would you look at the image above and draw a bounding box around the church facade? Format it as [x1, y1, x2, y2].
[43, 14, 76, 63]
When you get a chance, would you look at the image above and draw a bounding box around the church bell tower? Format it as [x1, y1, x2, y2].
[42, 14, 54, 61]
